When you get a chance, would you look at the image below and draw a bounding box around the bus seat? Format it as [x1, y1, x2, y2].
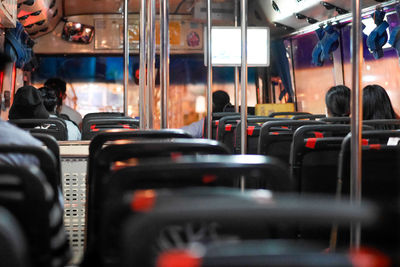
[83, 112, 125, 121]
[292, 114, 326, 120]
[290, 125, 373, 243]
[120, 188, 375, 266]
[202, 112, 240, 139]
[84, 139, 231, 266]
[155, 241, 367, 267]
[320, 117, 350, 124]
[0, 206, 29, 267]
[87, 155, 291, 267]
[258, 120, 323, 164]
[87, 129, 193, 188]
[338, 130, 400, 255]
[268, 111, 310, 118]
[0, 144, 60, 193]
[0, 166, 70, 267]
[31, 133, 61, 183]
[9, 118, 68, 141]
[363, 119, 400, 130]
[235, 117, 282, 154]
[82, 117, 140, 140]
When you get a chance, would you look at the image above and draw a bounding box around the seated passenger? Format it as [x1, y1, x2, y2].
[363, 84, 397, 120]
[0, 55, 45, 166]
[181, 90, 232, 137]
[40, 86, 81, 140]
[325, 85, 350, 117]
[45, 78, 83, 129]
[0, 56, 71, 267]
[363, 84, 399, 130]
[9, 85, 49, 120]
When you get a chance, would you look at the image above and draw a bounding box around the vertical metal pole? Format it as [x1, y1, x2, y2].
[123, 0, 129, 116]
[206, 0, 213, 138]
[146, 0, 156, 129]
[234, 0, 239, 112]
[240, 0, 248, 192]
[350, 0, 363, 250]
[240, 0, 248, 155]
[139, 0, 147, 129]
[160, 0, 169, 128]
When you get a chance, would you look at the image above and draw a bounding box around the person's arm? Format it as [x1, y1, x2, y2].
[181, 118, 204, 138]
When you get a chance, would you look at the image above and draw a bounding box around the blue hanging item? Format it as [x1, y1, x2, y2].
[311, 27, 325, 66]
[366, 9, 389, 59]
[311, 25, 340, 66]
[388, 5, 400, 64]
[4, 22, 35, 69]
[320, 24, 340, 61]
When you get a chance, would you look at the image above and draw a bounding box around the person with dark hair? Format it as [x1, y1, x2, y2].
[181, 90, 232, 137]
[325, 85, 351, 117]
[44, 78, 82, 129]
[39, 86, 81, 140]
[213, 90, 232, 112]
[8, 85, 50, 120]
[363, 84, 397, 120]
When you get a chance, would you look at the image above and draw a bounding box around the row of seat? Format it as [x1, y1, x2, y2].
[207, 112, 400, 253]
[0, 112, 398, 266]
[8, 112, 139, 140]
[81, 126, 396, 266]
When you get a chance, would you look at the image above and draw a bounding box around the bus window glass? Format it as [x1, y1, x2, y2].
[291, 33, 336, 114]
[31, 55, 257, 128]
[342, 13, 400, 115]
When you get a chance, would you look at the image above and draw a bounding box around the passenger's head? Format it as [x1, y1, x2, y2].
[363, 84, 396, 120]
[325, 85, 351, 117]
[44, 78, 66, 107]
[9, 85, 49, 119]
[39, 86, 58, 113]
[212, 90, 231, 112]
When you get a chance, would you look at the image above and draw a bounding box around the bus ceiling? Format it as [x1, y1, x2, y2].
[16, 0, 393, 41]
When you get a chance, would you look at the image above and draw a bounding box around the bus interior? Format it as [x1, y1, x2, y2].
[0, 0, 399, 266]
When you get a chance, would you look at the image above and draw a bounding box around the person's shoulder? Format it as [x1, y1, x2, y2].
[61, 105, 82, 118]
[0, 119, 42, 146]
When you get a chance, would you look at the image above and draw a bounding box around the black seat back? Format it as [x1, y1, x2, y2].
[291, 124, 373, 195]
[0, 166, 58, 267]
[235, 117, 281, 154]
[120, 188, 375, 266]
[363, 119, 400, 130]
[258, 120, 323, 164]
[87, 129, 193, 190]
[268, 112, 310, 118]
[9, 118, 68, 141]
[320, 117, 350, 124]
[84, 139, 231, 266]
[203, 112, 240, 139]
[0, 144, 59, 192]
[156, 241, 360, 267]
[83, 112, 125, 121]
[292, 114, 326, 120]
[30, 133, 61, 186]
[0, 206, 30, 267]
[95, 155, 291, 266]
[82, 117, 139, 140]
[338, 131, 400, 252]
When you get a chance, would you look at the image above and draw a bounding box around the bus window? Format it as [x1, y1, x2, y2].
[342, 13, 400, 116]
[291, 32, 336, 114]
[31, 54, 257, 128]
